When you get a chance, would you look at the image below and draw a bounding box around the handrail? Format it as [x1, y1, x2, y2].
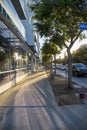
[0, 67, 28, 74]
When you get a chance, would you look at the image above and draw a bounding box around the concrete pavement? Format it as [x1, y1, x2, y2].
[0, 66, 87, 130]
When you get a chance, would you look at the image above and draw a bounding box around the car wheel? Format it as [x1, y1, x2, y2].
[72, 71, 74, 76]
[75, 71, 78, 77]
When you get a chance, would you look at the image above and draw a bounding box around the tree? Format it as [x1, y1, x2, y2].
[50, 43, 60, 70]
[30, 0, 87, 88]
[41, 42, 59, 64]
[41, 42, 51, 64]
[72, 44, 87, 64]
[41, 42, 60, 73]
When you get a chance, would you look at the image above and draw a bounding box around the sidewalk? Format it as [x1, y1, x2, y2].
[1, 66, 87, 130]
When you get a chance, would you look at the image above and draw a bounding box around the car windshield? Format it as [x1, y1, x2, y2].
[75, 64, 85, 68]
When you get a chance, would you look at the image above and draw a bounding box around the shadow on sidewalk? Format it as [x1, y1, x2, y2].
[45, 69, 87, 105]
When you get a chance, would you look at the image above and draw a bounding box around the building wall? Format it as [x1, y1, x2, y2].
[23, 0, 40, 57]
[21, 5, 34, 45]
[0, 0, 32, 93]
[0, 0, 26, 39]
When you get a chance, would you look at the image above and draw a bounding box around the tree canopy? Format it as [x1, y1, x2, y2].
[30, 0, 87, 88]
[72, 44, 87, 64]
[41, 41, 60, 64]
[31, 0, 87, 49]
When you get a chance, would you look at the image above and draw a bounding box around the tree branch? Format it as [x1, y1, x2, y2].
[64, 42, 68, 49]
[69, 30, 83, 49]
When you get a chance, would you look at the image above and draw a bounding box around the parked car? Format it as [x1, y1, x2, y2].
[60, 65, 66, 70]
[72, 63, 87, 77]
[51, 65, 56, 69]
[56, 64, 66, 71]
[65, 64, 68, 72]
[56, 64, 62, 69]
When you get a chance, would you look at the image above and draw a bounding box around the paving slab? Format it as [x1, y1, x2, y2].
[1, 67, 87, 130]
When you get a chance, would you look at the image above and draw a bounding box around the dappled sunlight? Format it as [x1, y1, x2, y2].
[16, 71, 47, 86]
[14, 70, 57, 107]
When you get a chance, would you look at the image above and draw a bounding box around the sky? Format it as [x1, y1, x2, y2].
[57, 38, 87, 59]
[60, 31, 87, 58]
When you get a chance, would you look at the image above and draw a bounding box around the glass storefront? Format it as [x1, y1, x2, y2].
[0, 1, 35, 88]
[0, 21, 31, 86]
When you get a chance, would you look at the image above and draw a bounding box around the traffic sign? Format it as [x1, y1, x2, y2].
[85, 0, 87, 3]
[80, 23, 87, 30]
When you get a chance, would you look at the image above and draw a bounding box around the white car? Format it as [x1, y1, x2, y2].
[57, 64, 66, 70]
[60, 65, 66, 70]
[57, 64, 62, 69]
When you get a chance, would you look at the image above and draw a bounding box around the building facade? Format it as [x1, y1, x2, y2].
[0, 0, 41, 93]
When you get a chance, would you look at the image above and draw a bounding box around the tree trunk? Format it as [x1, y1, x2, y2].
[67, 49, 73, 89]
[50, 55, 52, 74]
[54, 54, 56, 74]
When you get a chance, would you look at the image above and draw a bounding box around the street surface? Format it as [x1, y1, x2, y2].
[0, 67, 87, 130]
[56, 69, 87, 88]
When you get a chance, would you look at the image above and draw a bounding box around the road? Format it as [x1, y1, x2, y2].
[56, 69, 87, 88]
